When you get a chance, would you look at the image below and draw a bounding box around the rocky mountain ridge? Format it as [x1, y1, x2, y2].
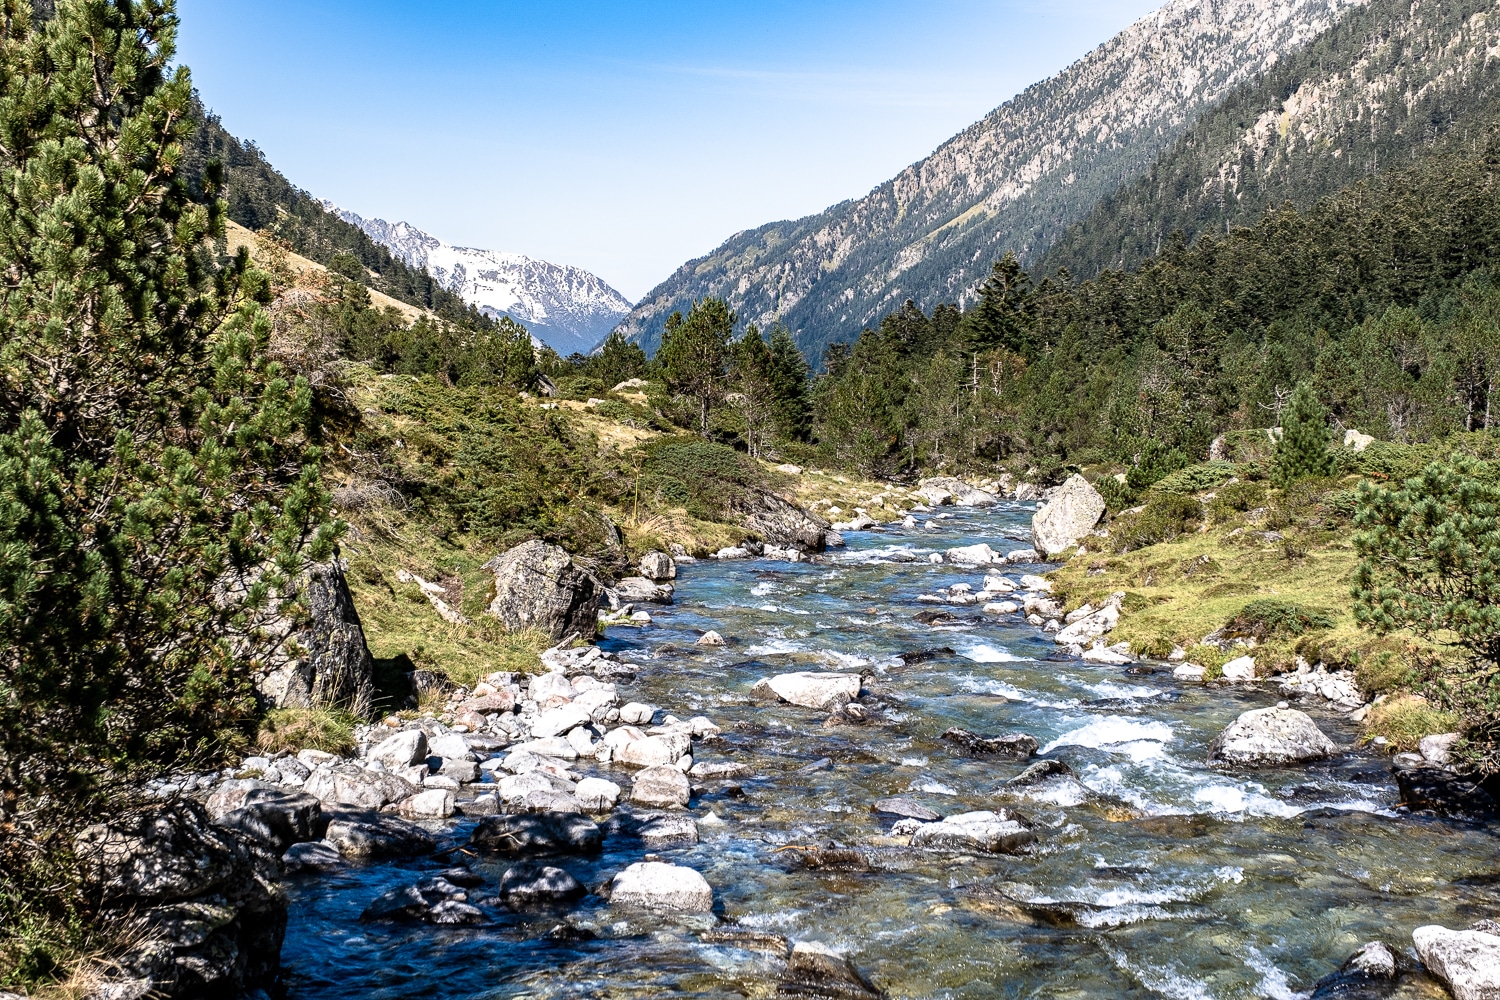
[614, 0, 1369, 361]
[325, 203, 632, 356]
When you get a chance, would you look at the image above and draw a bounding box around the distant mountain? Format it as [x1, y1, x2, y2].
[1041, 0, 1500, 279]
[324, 205, 632, 356]
[614, 0, 1368, 362]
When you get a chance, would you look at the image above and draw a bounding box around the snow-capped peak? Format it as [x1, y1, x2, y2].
[322, 201, 632, 356]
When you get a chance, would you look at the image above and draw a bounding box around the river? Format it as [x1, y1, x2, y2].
[279, 502, 1498, 998]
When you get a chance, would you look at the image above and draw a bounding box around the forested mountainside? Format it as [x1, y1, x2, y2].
[1042, 0, 1500, 278]
[614, 0, 1367, 360]
[180, 104, 495, 332]
[328, 205, 632, 357]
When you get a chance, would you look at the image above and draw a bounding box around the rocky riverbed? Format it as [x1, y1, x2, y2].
[126, 501, 1500, 999]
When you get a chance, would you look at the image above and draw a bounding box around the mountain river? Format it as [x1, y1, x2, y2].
[280, 502, 1498, 998]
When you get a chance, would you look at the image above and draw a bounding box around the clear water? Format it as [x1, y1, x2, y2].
[281, 504, 1498, 998]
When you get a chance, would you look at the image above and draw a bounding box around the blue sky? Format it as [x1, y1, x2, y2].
[176, 1, 1160, 301]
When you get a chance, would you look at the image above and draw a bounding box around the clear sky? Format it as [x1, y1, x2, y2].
[176, 1, 1161, 302]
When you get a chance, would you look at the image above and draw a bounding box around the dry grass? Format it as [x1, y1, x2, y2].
[1364, 694, 1461, 751]
[256, 707, 357, 756]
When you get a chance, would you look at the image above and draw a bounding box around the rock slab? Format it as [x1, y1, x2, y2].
[1413, 926, 1500, 1000]
[1031, 474, 1105, 558]
[483, 539, 602, 640]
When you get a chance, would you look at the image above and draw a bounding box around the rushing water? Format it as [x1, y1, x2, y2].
[281, 503, 1498, 999]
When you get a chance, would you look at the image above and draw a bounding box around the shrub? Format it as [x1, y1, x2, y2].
[1152, 461, 1238, 495]
[1094, 475, 1135, 513]
[639, 437, 771, 521]
[1223, 600, 1334, 641]
[1364, 694, 1461, 752]
[1185, 643, 1227, 676]
[1207, 481, 1267, 522]
[257, 708, 357, 756]
[1110, 494, 1203, 552]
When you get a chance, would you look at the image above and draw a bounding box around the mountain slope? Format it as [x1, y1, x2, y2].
[326, 207, 632, 357]
[614, 0, 1368, 360]
[1041, 0, 1500, 279]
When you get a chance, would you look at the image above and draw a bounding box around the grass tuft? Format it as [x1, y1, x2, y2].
[257, 706, 357, 756]
[1364, 694, 1461, 751]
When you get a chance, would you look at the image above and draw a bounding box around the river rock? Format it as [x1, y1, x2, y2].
[529, 669, 576, 705]
[920, 476, 999, 507]
[620, 701, 656, 725]
[304, 764, 420, 810]
[1413, 926, 1500, 1000]
[209, 785, 321, 852]
[369, 729, 429, 770]
[243, 558, 376, 717]
[608, 861, 714, 912]
[1002, 760, 1092, 806]
[910, 810, 1036, 853]
[640, 551, 677, 581]
[615, 576, 675, 605]
[1053, 604, 1119, 646]
[282, 840, 343, 872]
[1421, 732, 1461, 765]
[752, 672, 862, 710]
[532, 703, 595, 739]
[1031, 474, 1105, 558]
[324, 815, 436, 858]
[468, 813, 603, 855]
[1310, 941, 1398, 998]
[731, 488, 834, 552]
[638, 814, 700, 847]
[1393, 763, 1497, 818]
[632, 764, 691, 808]
[575, 777, 622, 811]
[398, 789, 455, 820]
[499, 862, 586, 903]
[482, 539, 603, 640]
[941, 728, 1038, 758]
[74, 801, 285, 996]
[618, 732, 691, 767]
[872, 797, 941, 822]
[1207, 707, 1337, 767]
[782, 940, 884, 999]
[1221, 655, 1256, 682]
[946, 543, 1001, 565]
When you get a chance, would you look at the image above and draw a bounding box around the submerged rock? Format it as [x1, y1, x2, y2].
[483, 539, 603, 640]
[871, 797, 940, 822]
[909, 810, 1035, 853]
[1413, 925, 1500, 1000]
[1310, 941, 1398, 999]
[940, 728, 1038, 758]
[1207, 707, 1337, 767]
[1393, 763, 1497, 818]
[498, 862, 586, 904]
[781, 939, 885, 998]
[607, 860, 714, 912]
[468, 813, 603, 855]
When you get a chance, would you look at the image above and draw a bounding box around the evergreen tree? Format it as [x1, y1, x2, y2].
[593, 329, 648, 388]
[961, 253, 1035, 356]
[655, 298, 734, 436]
[1273, 382, 1334, 485]
[731, 325, 776, 458]
[767, 322, 811, 442]
[0, 0, 337, 835]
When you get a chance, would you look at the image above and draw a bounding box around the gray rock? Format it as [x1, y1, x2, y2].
[468, 813, 603, 854]
[919, 477, 999, 507]
[368, 730, 429, 770]
[1413, 926, 1500, 1000]
[499, 862, 586, 903]
[638, 814, 699, 847]
[871, 797, 940, 822]
[73, 801, 283, 996]
[242, 558, 376, 716]
[426, 732, 471, 760]
[213, 788, 321, 852]
[909, 810, 1036, 853]
[398, 788, 455, 819]
[945, 543, 1001, 565]
[482, 539, 603, 640]
[730, 488, 832, 553]
[608, 861, 714, 912]
[323, 815, 435, 858]
[1207, 707, 1337, 767]
[632, 765, 691, 808]
[640, 551, 677, 581]
[940, 728, 1038, 758]
[575, 777, 622, 811]
[615, 576, 675, 605]
[1420, 732, 1461, 765]
[303, 764, 420, 810]
[1031, 474, 1106, 558]
[782, 940, 883, 999]
[1311, 940, 1398, 998]
[617, 732, 691, 768]
[751, 672, 862, 710]
[282, 840, 344, 872]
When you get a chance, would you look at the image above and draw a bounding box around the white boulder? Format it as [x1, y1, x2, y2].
[1031, 474, 1106, 558]
[1208, 707, 1337, 767]
[752, 672, 862, 710]
[609, 861, 714, 912]
[1413, 926, 1500, 1000]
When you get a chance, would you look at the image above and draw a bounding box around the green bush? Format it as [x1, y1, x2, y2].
[1207, 480, 1267, 522]
[640, 438, 772, 521]
[1110, 494, 1203, 552]
[1093, 475, 1135, 512]
[1151, 461, 1238, 494]
[1224, 599, 1334, 641]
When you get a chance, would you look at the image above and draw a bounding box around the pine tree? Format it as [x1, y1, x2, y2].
[767, 322, 811, 442]
[655, 298, 734, 437]
[1273, 382, 1334, 485]
[731, 325, 776, 458]
[0, 0, 339, 834]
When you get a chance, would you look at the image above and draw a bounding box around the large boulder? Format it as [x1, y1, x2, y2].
[1207, 707, 1337, 767]
[483, 540, 603, 640]
[324, 814, 436, 858]
[468, 813, 603, 855]
[1030, 475, 1106, 559]
[607, 861, 714, 912]
[304, 763, 420, 810]
[919, 476, 999, 507]
[730, 488, 834, 553]
[751, 672, 862, 710]
[1413, 926, 1500, 1000]
[74, 801, 284, 997]
[631, 764, 691, 808]
[240, 558, 376, 715]
[639, 551, 677, 581]
[206, 781, 322, 853]
[613, 576, 675, 605]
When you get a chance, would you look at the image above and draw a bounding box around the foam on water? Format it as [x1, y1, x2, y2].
[961, 643, 1022, 663]
[1104, 947, 1214, 1000]
[1043, 717, 1174, 761]
[745, 637, 804, 656]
